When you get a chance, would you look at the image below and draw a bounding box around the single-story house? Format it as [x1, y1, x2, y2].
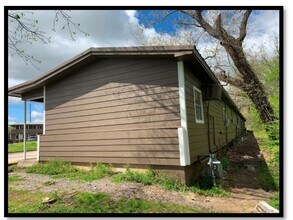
[8, 46, 245, 184]
[9, 123, 43, 142]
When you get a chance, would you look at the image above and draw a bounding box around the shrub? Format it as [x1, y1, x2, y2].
[264, 120, 279, 141]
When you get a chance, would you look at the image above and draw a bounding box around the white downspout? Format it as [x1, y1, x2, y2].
[43, 86, 46, 134]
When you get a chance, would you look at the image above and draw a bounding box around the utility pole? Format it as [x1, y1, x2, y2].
[29, 103, 31, 123]
[24, 100, 27, 160]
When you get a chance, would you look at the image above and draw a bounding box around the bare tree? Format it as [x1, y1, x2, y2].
[135, 10, 276, 124]
[8, 10, 89, 67]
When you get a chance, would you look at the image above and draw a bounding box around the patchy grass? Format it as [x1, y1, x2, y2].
[9, 188, 47, 213]
[8, 141, 37, 153]
[43, 180, 56, 186]
[26, 160, 79, 175]
[26, 160, 114, 182]
[8, 188, 201, 213]
[254, 129, 280, 209]
[8, 164, 19, 173]
[112, 169, 155, 185]
[25, 160, 228, 197]
[112, 168, 229, 197]
[257, 163, 278, 191]
[267, 192, 279, 210]
[8, 175, 23, 183]
[256, 136, 279, 190]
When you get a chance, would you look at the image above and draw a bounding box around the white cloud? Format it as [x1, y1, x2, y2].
[244, 10, 279, 57]
[8, 10, 141, 87]
[31, 110, 43, 123]
[125, 10, 139, 24]
[8, 10, 279, 90]
[32, 103, 44, 111]
[8, 97, 23, 105]
[8, 116, 17, 124]
[31, 110, 43, 118]
[9, 78, 25, 87]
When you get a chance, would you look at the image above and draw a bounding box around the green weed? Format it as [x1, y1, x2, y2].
[112, 168, 229, 197]
[26, 160, 79, 175]
[43, 180, 56, 186]
[8, 175, 23, 183]
[26, 160, 114, 182]
[267, 192, 279, 210]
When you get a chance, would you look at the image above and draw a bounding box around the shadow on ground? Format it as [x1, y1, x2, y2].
[220, 131, 278, 193]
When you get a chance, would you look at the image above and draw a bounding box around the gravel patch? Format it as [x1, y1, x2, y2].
[9, 171, 209, 210]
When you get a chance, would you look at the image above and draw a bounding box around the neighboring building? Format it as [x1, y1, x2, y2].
[9, 123, 43, 142]
[8, 46, 246, 184]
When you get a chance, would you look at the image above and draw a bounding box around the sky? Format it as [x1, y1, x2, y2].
[8, 9, 279, 124]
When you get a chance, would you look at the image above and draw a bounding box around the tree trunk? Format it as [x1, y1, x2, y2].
[222, 41, 275, 124]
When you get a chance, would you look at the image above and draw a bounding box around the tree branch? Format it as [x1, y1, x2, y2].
[176, 21, 201, 28]
[8, 10, 89, 67]
[180, 10, 222, 39]
[146, 10, 177, 28]
[204, 42, 220, 60]
[217, 73, 244, 88]
[238, 10, 252, 42]
[215, 13, 223, 38]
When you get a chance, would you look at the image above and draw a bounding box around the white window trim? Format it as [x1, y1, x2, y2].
[177, 61, 190, 166]
[43, 86, 46, 134]
[193, 85, 204, 124]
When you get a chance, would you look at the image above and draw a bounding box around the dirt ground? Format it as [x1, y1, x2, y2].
[8, 131, 274, 213]
[222, 131, 273, 190]
[9, 170, 271, 213]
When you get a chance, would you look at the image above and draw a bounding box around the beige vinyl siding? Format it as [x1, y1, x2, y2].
[184, 66, 243, 163]
[40, 58, 181, 166]
[184, 67, 208, 162]
[226, 106, 236, 141]
[208, 101, 227, 147]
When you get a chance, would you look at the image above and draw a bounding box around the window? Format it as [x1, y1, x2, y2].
[19, 134, 23, 140]
[193, 85, 204, 123]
